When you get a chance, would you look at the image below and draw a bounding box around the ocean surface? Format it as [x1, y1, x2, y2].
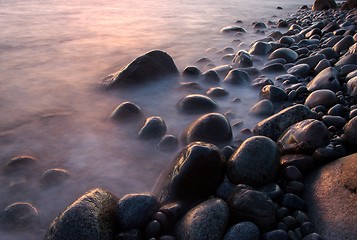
[0, 0, 311, 238]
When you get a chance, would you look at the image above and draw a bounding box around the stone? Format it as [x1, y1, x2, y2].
[279, 36, 295, 45]
[317, 48, 338, 60]
[145, 220, 161, 238]
[342, 116, 357, 148]
[253, 22, 267, 29]
[347, 76, 357, 97]
[260, 63, 285, 73]
[45, 188, 119, 240]
[321, 115, 346, 129]
[251, 76, 273, 89]
[202, 70, 220, 83]
[248, 42, 272, 56]
[335, 54, 357, 67]
[249, 99, 274, 117]
[176, 198, 229, 240]
[253, 104, 312, 141]
[287, 64, 310, 78]
[226, 136, 280, 187]
[210, 65, 232, 77]
[304, 154, 357, 240]
[116, 193, 158, 230]
[102, 50, 179, 88]
[138, 116, 167, 139]
[40, 168, 71, 187]
[177, 94, 217, 114]
[305, 89, 338, 108]
[221, 26, 247, 33]
[223, 69, 250, 85]
[223, 222, 260, 240]
[276, 74, 298, 83]
[281, 193, 306, 210]
[155, 142, 225, 205]
[184, 113, 232, 145]
[215, 181, 235, 201]
[313, 59, 330, 75]
[228, 185, 276, 232]
[302, 233, 324, 240]
[0, 202, 39, 232]
[158, 135, 179, 152]
[341, 0, 357, 10]
[232, 51, 253, 67]
[182, 66, 201, 78]
[207, 87, 229, 98]
[296, 54, 325, 70]
[333, 35, 355, 55]
[312, 0, 337, 11]
[4, 155, 37, 173]
[307, 67, 340, 92]
[269, 48, 298, 63]
[258, 183, 283, 201]
[280, 154, 315, 174]
[110, 102, 142, 121]
[278, 119, 330, 154]
[262, 230, 289, 240]
[259, 85, 287, 102]
[115, 229, 142, 240]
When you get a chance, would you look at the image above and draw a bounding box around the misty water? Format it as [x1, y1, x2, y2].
[0, 0, 310, 238]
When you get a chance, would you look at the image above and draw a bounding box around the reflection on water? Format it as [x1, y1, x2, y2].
[0, 0, 309, 238]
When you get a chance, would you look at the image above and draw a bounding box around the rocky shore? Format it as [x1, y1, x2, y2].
[1, 1, 357, 239]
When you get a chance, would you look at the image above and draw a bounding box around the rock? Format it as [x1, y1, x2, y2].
[45, 188, 119, 240]
[253, 22, 267, 29]
[317, 48, 338, 60]
[206, 87, 229, 98]
[313, 59, 330, 75]
[342, 116, 357, 149]
[202, 70, 220, 83]
[269, 48, 298, 63]
[184, 113, 232, 145]
[155, 142, 225, 205]
[226, 136, 280, 187]
[40, 168, 71, 187]
[341, 0, 357, 10]
[251, 76, 273, 89]
[335, 54, 357, 67]
[115, 229, 142, 240]
[253, 104, 312, 141]
[223, 222, 260, 240]
[260, 63, 285, 73]
[281, 193, 306, 210]
[223, 69, 250, 85]
[101, 50, 179, 88]
[312, 0, 337, 11]
[302, 233, 324, 240]
[4, 155, 37, 173]
[210, 65, 232, 77]
[215, 181, 235, 201]
[221, 26, 247, 33]
[305, 89, 338, 108]
[333, 35, 355, 55]
[110, 102, 142, 121]
[0, 202, 39, 232]
[228, 184, 276, 232]
[280, 154, 315, 174]
[182, 66, 201, 78]
[296, 54, 325, 70]
[287, 64, 310, 77]
[158, 135, 179, 152]
[321, 115, 346, 129]
[258, 183, 283, 201]
[138, 116, 167, 139]
[259, 85, 287, 102]
[278, 119, 330, 154]
[232, 51, 253, 68]
[262, 230, 289, 240]
[248, 42, 272, 56]
[175, 198, 229, 240]
[177, 94, 217, 114]
[116, 193, 158, 230]
[347, 76, 357, 97]
[347, 42, 357, 55]
[249, 99, 274, 117]
[276, 74, 298, 83]
[307, 67, 340, 92]
[279, 36, 295, 45]
[304, 154, 357, 240]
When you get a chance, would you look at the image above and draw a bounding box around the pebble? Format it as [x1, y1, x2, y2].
[202, 69, 220, 83]
[307, 67, 340, 92]
[287, 63, 310, 77]
[138, 116, 167, 139]
[249, 99, 274, 116]
[262, 230, 289, 240]
[0, 202, 39, 232]
[157, 135, 179, 152]
[223, 69, 250, 85]
[110, 101, 142, 121]
[40, 168, 71, 187]
[177, 94, 217, 114]
[182, 66, 202, 78]
[269, 48, 298, 63]
[259, 85, 288, 102]
[223, 222, 260, 240]
[305, 89, 338, 108]
[281, 193, 306, 211]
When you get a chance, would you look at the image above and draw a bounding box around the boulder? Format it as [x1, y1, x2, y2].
[223, 69, 250, 85]
[0, 202, 39, 232]
[223, 222, 260, 240]
[101, 50, 179, 88]
[110, 102, 142, 121]
[259, 85, 287, 102]
[269, 48, 298, 63]
[312, 0, 337, 11]
[249, 99, 274, 117]
[304, 89, 338, 108]
[177, 94, 217, 114]
[307, 67, 340, 92]
[347, 76, 357, 97]
[138, 116, 167, 139]
[342, 116, 357, 149]
[45, 188, 119, 240]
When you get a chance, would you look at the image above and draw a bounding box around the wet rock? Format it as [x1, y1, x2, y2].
[215, 180, 235, 201]
[341, 0, 357, 10]
[251, 76, 273, 89]
[232, 51, 253, 67]
[253, 22, 267, 29]
[335, 54, 357, 67]
[158, 135, 179, 152]
[258, 183, 283, 201]
[202, 70, 220, 83]
[287, 64, 310, 77]
[346, 76, 357, 97]
[307, 67, 340, 92]
[317, 47, 338, 60]
[155, 142, 225, 205]
[0, 202, 39, 232]
[342, 116, 357, 148]
[296, 54, 325, 70]
[262, 230, 289, 240]
[221, 26, 247, 33]
[279, 36, 295, 45]
[313, 59, 330, 75]
[45, 188, 119, 240]
[110, 102, 142, 121]
[40, 168, 71, 187]
[184, 113, 232, 145]
[102, 50, 179, 88]
[305, 89, 338, 108]
[223, 222, 260, 240]
[249, 99, 274, 117]
[117, 193, 158, 230]
[145, 220, 161, 238]
[281, 193, 306, 210]
[207, 87, 229, 98]
[138, 116, 167, 139]
[259, 85, 287, 102]
[280, 154, 315, 174]
[333, 35, 355, 55]
[223, 69, 250, 85]
[321, 115, 346, 128]
[269, 48, 298, 63]
[176, 198, 229, 240]
[276, 74, 298, 83]
[182, 66, 201, 79]
[226, 136, 280, 187]
[261, 63, 285, 73]
[278, 119, 330, 154]
[248, 42, 272, 56]
[253, 104, 312, 141]
[228, 184, 276, 232]
[304, 153, 357, 240]
[4, 155, 37, 173]
[177, 94, 217, 114]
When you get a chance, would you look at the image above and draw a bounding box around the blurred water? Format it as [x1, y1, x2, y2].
[0, 0, 310, 238]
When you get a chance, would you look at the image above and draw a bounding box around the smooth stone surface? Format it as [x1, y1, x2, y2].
[278, 119, 330, 154]
[317, 47, 338, 60]
[232, 51, 253, 67]
[177, 94, 217, 114]
[280, 154, 315, 174]
[207, 87, 229, 97]
[158, 135, 179, 152]
[184, 113, 232, 145]
[45, 188, 119, 240]
[262, 229, 289, 240]
[202, 70, 220, 83]
[223, 222, 260, 240]
[226, 136, 280, 187]
[313, 59, 330, 75]
[248, 41, 272, 56]
[40, 168, 71, 187]
[182, 66, 201, 78]
[0, 202, 39, 232]
[249, 99, 274, 116]
[110, 102, 142, 121]
[335, 53, 357, 67]
[296, 54, 325, 70]
[221, 26, 247, 33]
[307, 67, 340, 92]
[333, 35, 355, 54]
[260, 63, 285, 73]
[287, 64, 310, 77]
[5, 155, 37, 173]
[251, 76, 273, 89]
[347, 76, 357, 97]
[102, 50, 179, 88]
[223, 69, 250, 85]
[253, 104, 312, 141]
[342, 116, 357, 148]
[304, 153, 357, 240]
[259, 85, 287, 102]
[305, 89, 338, 108]
[138, 116, 167, 139]
[269, 48, 298, 63]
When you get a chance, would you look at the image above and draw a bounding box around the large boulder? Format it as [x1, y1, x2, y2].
[312, 0, 337, 11]
[226, 136, 280, 187]
[101, 50, 179, 88]
[304, 153, 357, 240]
[45, 188, 119, 240]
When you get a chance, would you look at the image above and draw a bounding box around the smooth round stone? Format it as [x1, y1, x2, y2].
[279, 36, 295, 45]
[253, 21, 267, 29]
[221, 26, 247, 33]
[248, 41, 272, 56]
[206, 87, 229, 98]
[221, 54, 235, 62]
[278, 119, 330, 154]
[346, 69, 357, 80]
[259, 85, 287, 102]
[215, 181, 235, 201]
[202, 70, 220, 83]
[276, 74, 298, 83]
[223, 222, 260, 240]
[305, 89, 338, 109]
[265, 58, 287, 66]
[158, 135, 179, 152]
[260, 63, 285, 73]
[296, 54, 325, 70]
[281, 193, 306, 210]
[258, 183, 283, 201]
[301, 222, 314, 236]
[280, 154, 314, 174]
[249, 99, 274, 117]
[314, 59, 330, 75]
[177, 94, 217, 114]
[286, 181, 305, 195]
[116, 193, 158, 230]
[293, 210, 309, 225]
[333, 35, 355, 54]
[179, 81, 201, 90]
[138, 116, 167, 139]
[307, 67, 340, 92]
[325, 35, 344, 47]
[115, 229, 142, 240]
[176, 198, 229, 240]
[196, 57, 211, 64]
[5, 155, 37, 173]
[228, 185, 276, 232]
[182, 66, 201, 78]
[340, 64, 357, 76]
[335, 53, 357, 67]
[251, 76, 273, 89]
[283, 166, 303, 181]
[223, 69, 250, 85]
[184, 113, 232, 145]
[287, 64, 310, 77]
[0, 202, 39, 232]
[262, 230, 289, 240]
[232, 51, 253, 68]
[302, 233, 324, 240]
[226, 136, 280, 187]
[110, 102, 142, 121]
[152, 212, 169, 231]
[269, 48, 298, 63]
[210, 65, 232, 77]
[347, 76, 357, 97]
[317, 47, 338, 60]
[305, 28, 322, 38]
[342, 116, 357, 148]
[350, 108, 357, 119]
[40, 168, 70, 187]
[145, 220, 161, 238]
[282, 216, 298, 230]
[321, 115, 346, 128]
[313, 144, 347, 164]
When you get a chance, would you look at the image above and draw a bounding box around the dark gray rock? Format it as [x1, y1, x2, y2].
[296, 54, 325, 70]
[226, 136, 280, 187]
[276, 74, 298, 83]
[261, 63, 285, 73]
[211, 65, 232, 77]
[248, 42, 272, 56]
[251, 76, 273, 89]
[221, 26, 247, 33]
[280, 154, 315, 174]
[176, 198, 229, 240]
[313, 59, 330, 75]
[258, 183, 283, 201]
[228, 184, 276, 232]
[4, 155, 37, 173]
[110, 102, 142, 121]
[347, 76, 357, 97]
[307, 67, 340, 92]
[215, 181, 235, 201]
[262, 230, 289, 240]
[45, 188, 119, 240]
[253, 22, 267, 29]
[317, 47, 338, 60]
[342, 116, 357, 149]
[335, 54, 357, 67]
[281, 193, 306, 210]
[232, 51, 253, 68]
[253, 104, 312, 141]
[325, 35, 344, 47]
[102, 50, 179, 88]
[182, 66, 201, 78]
[223, 222, 260, 240]
[158, 135, 179, 152]
[259, 85, 287, 102]
[321, 115, 346, 129]
[206, 87, 229, 98]
[269, 48, 298, 63]
[302, 233, 324, 240]
[249, 99, 274, 117]
[177, 94, 217, 114]
[184, 113, 232, 145]
[278, 119, 330, 154]
[138, 116, 167, 139]
[287, 64, 310, 77]
[202, 70, 220, 83]
[333, 35, 355, 55]
[40, 168, 71, 187]
[279, 36, 295, 45]
[305, 89, 338, 108]
[0, 202, 39, 232]
[223, 69, 250, 85]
